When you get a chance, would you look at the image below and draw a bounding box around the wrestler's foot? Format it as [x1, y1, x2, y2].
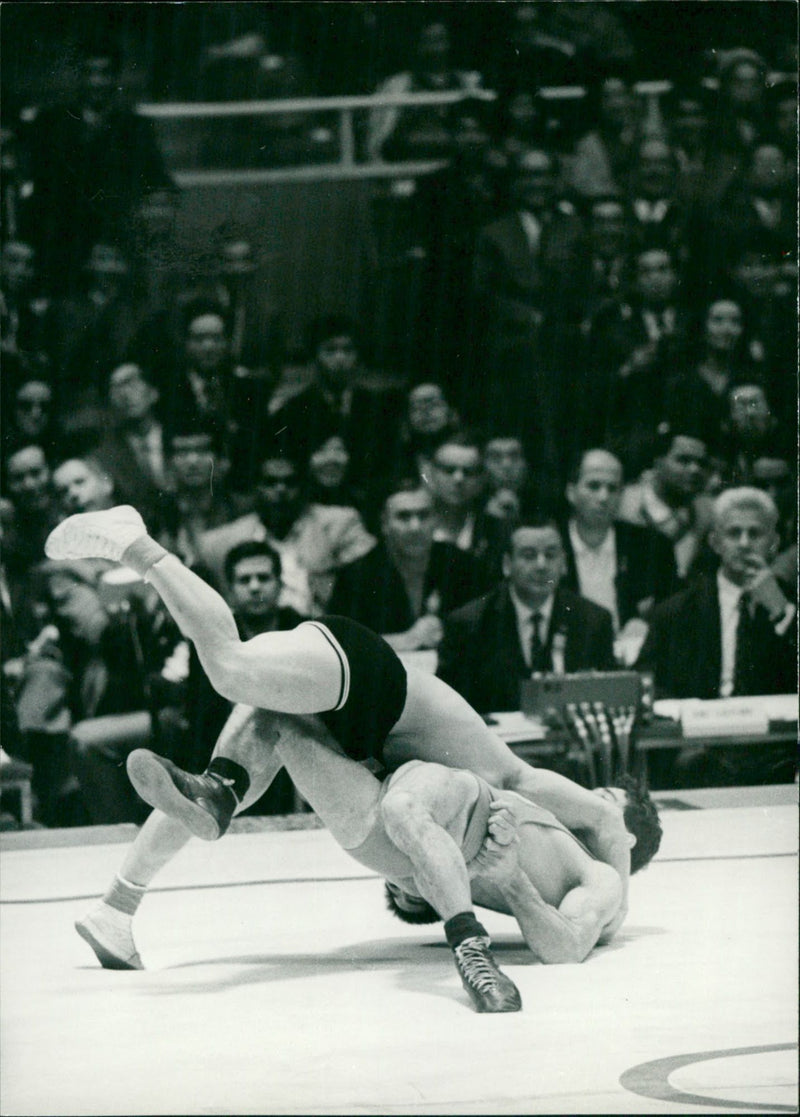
[45, 505, 147, 564]
[127, 750, 236, 841]
[453, 936, 522, 1013]
[75, 905, 143, 970]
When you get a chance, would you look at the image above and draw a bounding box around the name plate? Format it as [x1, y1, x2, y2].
[680, 699, 770, 738]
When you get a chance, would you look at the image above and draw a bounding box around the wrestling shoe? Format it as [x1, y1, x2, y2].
[45, 505, 147, 564]
[126, 750, 236, 841]
[75, 905, 143, 971]
[453, 936, 522, 1013]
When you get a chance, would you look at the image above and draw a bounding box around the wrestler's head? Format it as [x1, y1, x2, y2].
[595, 775, 662, 874]
[384, 882, 440, 925]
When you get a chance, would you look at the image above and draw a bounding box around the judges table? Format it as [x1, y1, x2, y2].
[489, 694, 799, 785]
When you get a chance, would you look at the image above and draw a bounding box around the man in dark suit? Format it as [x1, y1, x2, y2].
[562, 448, 679, 664]
[437, 517, 616, 714]
[637, 487, 796, 785]
[329, 477, 485, 655]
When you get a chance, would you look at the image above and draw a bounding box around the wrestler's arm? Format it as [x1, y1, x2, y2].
[494, 865, 622, 964]
[470, 805, 622, 963]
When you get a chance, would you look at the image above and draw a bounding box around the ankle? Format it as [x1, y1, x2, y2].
[444, 912, 488, 950]
[103, 874, 146, 917]
[206, 757, 250, 804]
[121, 536, 168, 579]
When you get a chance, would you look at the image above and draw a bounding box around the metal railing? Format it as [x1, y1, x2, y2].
[137, 83, 674, 188]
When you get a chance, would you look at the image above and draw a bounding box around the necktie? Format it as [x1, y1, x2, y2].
[732, 593, 755, 696]
[529, 612, 549, 674]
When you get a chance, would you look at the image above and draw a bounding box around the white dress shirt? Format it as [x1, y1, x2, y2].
[568, 521, 619, 631]
[717, 570, 746, 698]
[509, 586, 555, 671]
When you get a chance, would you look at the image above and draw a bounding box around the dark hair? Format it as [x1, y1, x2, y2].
[430, 427, 483, 458]
[504, 514, 563, 555]
[616, 773, 662, 874]
[224, 539, 282, 585]
[384, 882, 440, 925]
[379, 473, 429, 511]
[651, 421, 707, 461]
[305, 314, 359, 356]
[567, 447, 622, 486]
[166, 423, 223, 456]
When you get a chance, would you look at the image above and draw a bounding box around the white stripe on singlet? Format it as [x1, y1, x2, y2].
[303, 621, 351, 711]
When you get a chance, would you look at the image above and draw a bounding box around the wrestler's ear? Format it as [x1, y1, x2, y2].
[626, 830, 637, 848]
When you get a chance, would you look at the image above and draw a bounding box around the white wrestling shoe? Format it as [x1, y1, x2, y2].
[45, 505, 147, 564]
[75, 904, 143, 970]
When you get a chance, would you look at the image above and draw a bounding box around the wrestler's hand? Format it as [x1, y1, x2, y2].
[469, 803, 520, 885]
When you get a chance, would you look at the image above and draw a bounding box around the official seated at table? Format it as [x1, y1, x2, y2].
[562, 448, 679, 664]
[437, 516, 616, 715]
[636, 487, 797, 786]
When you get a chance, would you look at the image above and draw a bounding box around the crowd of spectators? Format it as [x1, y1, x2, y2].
[1, 8, 796, 828]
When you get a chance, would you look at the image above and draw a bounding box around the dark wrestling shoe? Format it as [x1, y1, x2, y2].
[453, 935, 522, 1013]
[126, 750, 236, 840]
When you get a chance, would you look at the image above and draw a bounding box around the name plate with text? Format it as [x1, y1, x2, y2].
[680, 699, 770, 738]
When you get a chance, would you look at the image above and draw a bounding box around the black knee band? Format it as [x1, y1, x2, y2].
[444, 912, 488, 949]
[206, 757, 250, 804]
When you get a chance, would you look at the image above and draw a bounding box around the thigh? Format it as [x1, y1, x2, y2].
[385, 669, 529, 787]
[274, 715, 384, 850]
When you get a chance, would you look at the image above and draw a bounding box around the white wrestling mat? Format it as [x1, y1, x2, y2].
[1, 785, 797, 1116]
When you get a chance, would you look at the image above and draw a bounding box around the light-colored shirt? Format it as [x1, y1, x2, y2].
[717, 569, 745, 698]
[433, 512, 475, 552]
[509, 586, 555, 671]
[619, 472, 705, 579]
[568, 520, 619, 631]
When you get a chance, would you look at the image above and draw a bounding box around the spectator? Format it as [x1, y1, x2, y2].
[304, 430, 370, 518]
[728, 238, 796, 426]
[437, 516, 616, 714]
[269, 314, 404, 483]
[159, 297, 259, 491]
[719, 383, 788, 486]
[618, 426, 713, 580]
[703, 48, 770, 205]
[159, 428, 239, 568]
[328, 477, 483, 654]
[1, 445, 58, 584]
[665, 296, 765, 454]
[52, 457, 115, 517]
[577, 195, 632, 319]
[579, 245, 690, 476]
[0, 240, 53, 371]
[396, 381, 460, 477]
[367, 19, 481, 163]
[409, 95, 497, 399]
[15, 559, 170, 824]
[49, 243, 151, 444]
[18, 39, 175, 292]
[636, 487, 796, 786]
[663, 83, 712, 202]
[562, 448, 679, 664]
[626, 137, 690, 267]
[196, 452, 375, 616]
[3, 376, 62, 461]
[566, 75, 642, 199]
[472, 147, 584, 473]
[91, 363, 168, 530]
[422, 430, 508, 577]
[481, 432, 544, 535]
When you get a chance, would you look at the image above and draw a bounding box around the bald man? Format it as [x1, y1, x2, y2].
[563, 448, 679, 663]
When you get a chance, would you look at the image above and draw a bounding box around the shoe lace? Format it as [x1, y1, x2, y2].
[454, 936, 501, 992]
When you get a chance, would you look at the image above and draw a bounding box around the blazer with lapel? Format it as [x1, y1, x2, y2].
[562, 520, 680, 626]
[437, 583, 616, 714]
[328, 541, 485, 636]
[636, 574, 797, 699]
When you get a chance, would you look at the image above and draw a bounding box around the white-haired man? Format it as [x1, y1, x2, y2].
[636, 487, 796, 784]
